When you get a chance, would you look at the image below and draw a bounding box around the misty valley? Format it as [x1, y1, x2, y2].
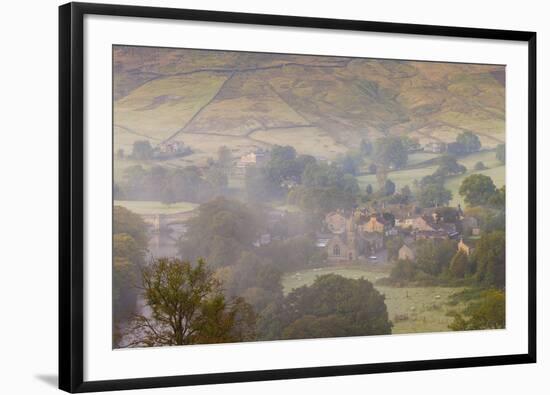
[112, 46, 506, 348]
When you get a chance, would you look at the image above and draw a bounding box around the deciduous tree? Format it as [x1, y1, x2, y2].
[125, 258, 256, 347]
[459, 174, 497, 207]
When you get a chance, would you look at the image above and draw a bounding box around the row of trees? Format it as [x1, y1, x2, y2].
[403, 159, 503, 209]
[115, 196, 392, 346]
[123, 259, 393, 346]
[447, 131, 482, 155]
[177, 197, 325, 312]
[115, 164, 226, 204]
[384, 228, 505, 289]
[123, 140, 192, 161]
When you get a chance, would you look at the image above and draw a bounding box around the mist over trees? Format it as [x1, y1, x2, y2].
[373, 136, 408, 170]
[287, 161, 360, 216]
[124, 258, 256, 347]
[178, 197, 263, 268]
[112, 206, 148, 346]
[416, 175, 453, 208]
[496, 144, 506, 164]
[446, 131, 482, 155]
[245, 145, 315, 202]
[111, 50, 508, 347]
[115, 165, 218, 203]
[131, 140, 154, 160]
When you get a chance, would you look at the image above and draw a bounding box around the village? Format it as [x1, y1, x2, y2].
[317, 203, 476, 265]
[134, 140, 483, 272]
[112, 49, 507, 345]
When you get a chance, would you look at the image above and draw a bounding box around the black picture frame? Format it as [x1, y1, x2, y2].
[59, 2, 537, 393]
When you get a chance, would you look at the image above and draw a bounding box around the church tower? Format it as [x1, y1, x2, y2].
[346, 216, 357, 260]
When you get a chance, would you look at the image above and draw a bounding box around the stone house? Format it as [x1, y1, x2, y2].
[398, 244, 416, 261]
[411, 216, 438, 231]
[458, 238, 475, 256]
[424, 141, 447, 153]
[362, 214, 390, 233]
[234, 149, 270, 174]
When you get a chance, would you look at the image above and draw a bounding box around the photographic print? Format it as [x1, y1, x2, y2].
[112, 45, 506, 349]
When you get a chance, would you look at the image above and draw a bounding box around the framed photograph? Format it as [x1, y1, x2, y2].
[59, 2, 536, 393]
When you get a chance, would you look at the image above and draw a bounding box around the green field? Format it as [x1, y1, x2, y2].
[357, 150, 504, 207]
[282, 265, 468, 334]
[114, 200, 198, 215]
[445, 165, 505, 206]
[114, 48, 505, 170]
[445, 150, 505, 206]
[357, 166, 438, 191]
[406, 152, 442, 166]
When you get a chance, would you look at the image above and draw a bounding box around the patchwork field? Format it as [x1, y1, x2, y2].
[114, 47, 506, 169]
[357, 166, 438, 191]
[250, 126, 348, 159]
[282, 265, 468, 334]
[357, 149, 504, 206]
[115, 73, 229, 141]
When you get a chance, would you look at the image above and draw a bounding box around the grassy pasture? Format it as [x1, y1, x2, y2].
[113, 125, 158, 154]
[356, 150, 504, 207]
[445, 165, 505, 206]
[115, 73, 228, 141]
[456, 150, 501, 170]
[357, 166, 438, 191]
[114, 200, 198, 215]
[250, 126, 348, 159]
[282, 265, 468, 334]
[406, 152, 442, 166]
[171, 133, 269, 167]
[444, 149, 505, 206]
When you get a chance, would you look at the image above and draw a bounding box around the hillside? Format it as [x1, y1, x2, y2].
[113, 46, 505, 166]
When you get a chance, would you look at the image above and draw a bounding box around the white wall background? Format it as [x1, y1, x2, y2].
[0, 0, 546, 394]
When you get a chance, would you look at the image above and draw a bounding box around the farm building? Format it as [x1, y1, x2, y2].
[398, 244, 416, 261]
[424, 141, 447, 153]
[235, 149, 270, 172]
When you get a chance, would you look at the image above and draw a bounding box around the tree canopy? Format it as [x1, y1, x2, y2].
[415, 239, 457, 276]
[178, 197, 263, 268]
[449, 289, 505, 330]
[472, 230, 505, 288]
[416, 176, 452, 208]
[113, 205, 148, 248]
[434, 155, 466, 177]
[373, 136, 408, 169]
[258, 274, 392, 340]
[125, 258, 256, 347]
[119, 165, 216, 204]
[112, 206, 149, 346]
[456, 131, 481, 153]
[131, 140, 154, 160]
[459, 174, 497, 207]
[288, 162, 360, 215]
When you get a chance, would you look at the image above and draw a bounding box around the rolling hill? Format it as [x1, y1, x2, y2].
[113, 46, 505, 167]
